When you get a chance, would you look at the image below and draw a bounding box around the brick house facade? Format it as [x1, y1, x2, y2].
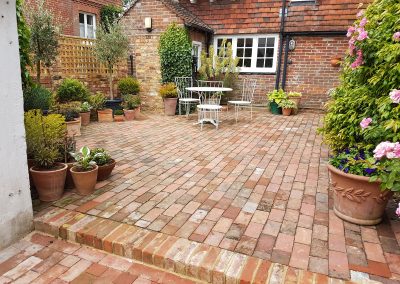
[122, 0, 366, 109]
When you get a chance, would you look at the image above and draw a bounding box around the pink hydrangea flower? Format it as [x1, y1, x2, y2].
[360, 117, 372, 129]
[393, 32, 400, 42]
[359, 17, 368, 27]
[347, 26, 356, 37]
[357, 28, 369, 41]
[351, 49, 364, 69]
[374, 141, 400, 159]
[396, 203, 400, 217]
[357, 10, 365, 18]
[390, 89, 400, 104]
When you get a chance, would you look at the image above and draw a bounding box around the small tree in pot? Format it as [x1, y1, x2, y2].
[159, 83, 178, 116]
[70, 146, 98, 196]
[90, 148, 116, 181]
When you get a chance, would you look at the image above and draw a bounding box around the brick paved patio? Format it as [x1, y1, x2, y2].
[33, 111, 400, 283]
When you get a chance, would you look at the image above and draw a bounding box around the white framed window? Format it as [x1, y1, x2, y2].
[79, 12, 96, 39]
[213, 34, 279, 73]
[192, 41, 202, 71]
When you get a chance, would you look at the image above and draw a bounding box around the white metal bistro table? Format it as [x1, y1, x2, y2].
[186, 86, 233, 129]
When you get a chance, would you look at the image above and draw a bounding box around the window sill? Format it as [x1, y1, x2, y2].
[239, 72, 276, 75]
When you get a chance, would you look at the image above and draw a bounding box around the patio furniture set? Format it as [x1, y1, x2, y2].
[175, 77, 257, 129]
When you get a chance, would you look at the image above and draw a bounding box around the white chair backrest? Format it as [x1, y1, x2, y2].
[197, 80, 223, 88]
[175, 77, 193, 99]
[241, 78, 257, 102]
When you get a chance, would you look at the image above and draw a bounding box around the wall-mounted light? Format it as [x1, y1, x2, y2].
[145, 17, 152, 32]
[288, 39, 296, 51]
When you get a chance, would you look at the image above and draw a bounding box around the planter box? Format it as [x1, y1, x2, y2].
[98, 109, 113, 123]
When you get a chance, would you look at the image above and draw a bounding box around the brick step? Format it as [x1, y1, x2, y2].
[34, 206, 359, 284]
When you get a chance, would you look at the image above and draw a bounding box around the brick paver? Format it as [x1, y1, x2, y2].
[32, 111, 400, 283]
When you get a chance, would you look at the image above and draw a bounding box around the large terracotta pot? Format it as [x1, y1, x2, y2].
[30, 163, 67, 202]
[328, 164, 393, 225]
[97, 159, 116, 181]
[66, 119, 81, 137]
[97, 109, 113, 123]
[64, 162, 75, 190]
[282, 108, 292, 116]
[164, 98, 177, 116]
[70, 165, 98, 196]
[80, 112, 90, 126]
[124, 109, 135, 121]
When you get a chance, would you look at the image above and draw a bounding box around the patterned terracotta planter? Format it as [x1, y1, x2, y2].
[124, 109, 135, 121]
[98, 109, 113, 123]
[164, 98, 177, 116]
[328, 164, 393, 225]
[80, 112, 90, 126]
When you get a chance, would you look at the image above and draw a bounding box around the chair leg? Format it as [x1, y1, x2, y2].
[179, 103, 182, 116]
[186, 102, 190, 118]
[235, 104, 239, 123]
[250, 104, 253, 120]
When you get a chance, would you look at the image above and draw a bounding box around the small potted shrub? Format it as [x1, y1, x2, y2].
[90, 148, 116, 181]
[287, 92, 302, 114]
[159, 83, 178, 116]
[70, 146, 98, 195]
[267, 89, 287, 115]
[80, 102, 92, 126]
[91, 92, 113, 122]
[88, 92, 106, 121]
[118, 77, 140, 96]
[25, 110, 67, 202]
[56, 78, 89, 103]
[53, 102, 81, 137]
[114, 109, 125, 122]
[23, 84, 53, 112]
[278, 99, 297, 116]
[122, 95, 140, 120]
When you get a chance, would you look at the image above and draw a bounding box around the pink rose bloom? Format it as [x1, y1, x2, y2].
[357, 29, 369, 41]
[360, 117, 372, 129]
[348, 38, 356, 55]
[357, 10, 364, 18]
[359, 17, 368, 27]
[347, 26, 356, 37]
[351, 49, 364, 69]
[374, 141, 394, 159]
[390, 89, 400, 104]
[396, 203, 400, 217]
[393, 143, 400, 158]
[393, 32, 400, 42]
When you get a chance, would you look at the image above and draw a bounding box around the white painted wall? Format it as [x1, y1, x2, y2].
[0, 0, 33, 249]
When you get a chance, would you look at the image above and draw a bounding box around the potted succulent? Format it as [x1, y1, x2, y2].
[159, 83, 178, 116]
[321, 4, 400, 225]
[122, 95, 140, 121]
[25, 110, 67, 202]
[278, 99, 297, 116]
[114, 109, 125, 122]
[79, 102, 92, 126]
[287, 92, 302, 114]
[70, 146, 98, 195]
[91, 92, 113, 122]
[90, 148, 116, 181]
[267, 89, 287, 115]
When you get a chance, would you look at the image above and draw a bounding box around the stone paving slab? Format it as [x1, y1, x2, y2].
[32, 112, 400, 283]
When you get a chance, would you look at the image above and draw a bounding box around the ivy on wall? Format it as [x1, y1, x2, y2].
[17, 0, 32, 90]
[100, 4, 123, 33]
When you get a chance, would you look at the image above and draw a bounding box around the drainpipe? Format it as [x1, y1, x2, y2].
[281, 36, 290, 90]
[275, 0, 287, 90]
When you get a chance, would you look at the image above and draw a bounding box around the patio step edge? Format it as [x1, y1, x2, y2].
[33, 206, 360, 284]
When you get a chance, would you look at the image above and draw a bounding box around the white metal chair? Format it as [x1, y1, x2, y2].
[196, 80, 224, 130]
[228, 78, 257, 122]
[175, 77, 199, 117]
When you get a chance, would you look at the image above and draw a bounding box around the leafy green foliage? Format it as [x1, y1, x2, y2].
[95, 23, 129, 99]
[374, 159, 400, 191]
[159, 83, 178, 98]
[118, 77, 140, 96]
[56, 78, 89, 103]
[321, 0, 400, 152]
[90, 148, 112, 166]
[288, 92, 302, 98]
[122, 95, 141, 110]
[70, 146, 96, 171]
[199, 40, 239, 88]
[100, 4, 123, 33]
[17, 0, 32, 90]
[278, 99, 297, 109]
[24, 110, 66, 168]
[267, 89, 288, 104]
[80, 102, 92, 113]
[52, 101, 81, 122]
[23, 84, 52, 111]
[329, 148, 379, 177]
[88, 92, 107, 110]
[114, 109, 124, 115]
[159, 23, 192, 83]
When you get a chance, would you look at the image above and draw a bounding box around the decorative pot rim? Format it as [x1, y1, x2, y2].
[327, 164, 381, 183]
[70, 164, 98, 174]
[98, 159, 116, 168]
[30, 162, 68, 173]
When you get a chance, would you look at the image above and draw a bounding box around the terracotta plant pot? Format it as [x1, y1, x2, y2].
[114, 115, 125, 122]
[70, 165, 98, 196]
[29, 163, 67, 202]
[97, 159, 116, 181]
[282, 108, 292, 116]
[164, 98, 177, 116]
[288, 96, 301, 115]
[97, 109, 113, 123]
[133, 107, 141, 119]
[328, 164, 393, 225]
[66, 119, 81, 137]
[331, 57, 342, 67]
[64, 162, 75, 189]
[124, 109, 135, 121]
[80, 112, 90, 126]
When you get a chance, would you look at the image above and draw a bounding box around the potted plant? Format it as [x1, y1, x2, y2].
[122, 95, 141, 120]
[90, 148, 116, 181]
[287, 92, 302, 114]
[118, 77, 140, 96]
[53, 102, 81, 137]
[267, 89, 287, 115]
[70, 146, 98, 195]
[25, 110, 67, 202]
[80, 102, 92, 126]
[321, 4, 400, 225]
[114, 109, 125, 122]
[91, 92, 113, 122]
[60, 136, 76, 190]
[159, 83, 178, 116]
[278, 99, 297, 116]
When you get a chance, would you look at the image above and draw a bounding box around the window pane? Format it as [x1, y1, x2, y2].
[238, 59, 243, 66]
[217, 39, 223, 46]
[87, 26, 94, 39]
[257, 48, 265, 57]
[258, 38, 266, 47]
[237, 38, 244, 47]
[244, 59, 251, 67]
[87, 15, 93, 25]
[245, 38, 253, 47]
[265, 59, 273, 67]
[266, 48, 274, 57]
[237, 48, 243, 57]
[79, 13, 84, 24]
[267, 38, 275, 47]
[244, 48, 252, 57]
[79, 23, 85, 37]
[256, 59, 264, 68]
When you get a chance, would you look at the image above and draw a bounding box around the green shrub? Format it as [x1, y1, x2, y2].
[278, 99, 297, 109]
[100, 4, 123, 32]
[267, 89, 287, 104]
[122, 95, 141, 109]
[24, 110, 66, 168]
[114, 109, 124, 115]
[23, 84, 52, 111]
[80, 102, 92, 112]
[159, 23, 192, 83]
[118, 77, 140, 96]
[57, 78, 89, 103]
[159, 83, 178, 99]
[88, 92, 107, 110]
[90, 148, 112, 166]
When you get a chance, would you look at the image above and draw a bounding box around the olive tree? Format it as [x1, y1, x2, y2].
[94, 24, 129, 99]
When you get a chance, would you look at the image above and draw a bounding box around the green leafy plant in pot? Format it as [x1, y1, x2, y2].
[287, 91, 302, 114]
[90, 148, 116, 181]
[122, 94, 141, 121]
[278, 99, 297, 116]
[159, 83, 178, 116]
[90, 92, 113, 122]
[25, 110, 67, 201]
[114, 109, 125, 122]
[53, 102, 82, 137]
[70, 146, 98, 196]
[80, 102, 92, 126]
[267, 89, 287, 115]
